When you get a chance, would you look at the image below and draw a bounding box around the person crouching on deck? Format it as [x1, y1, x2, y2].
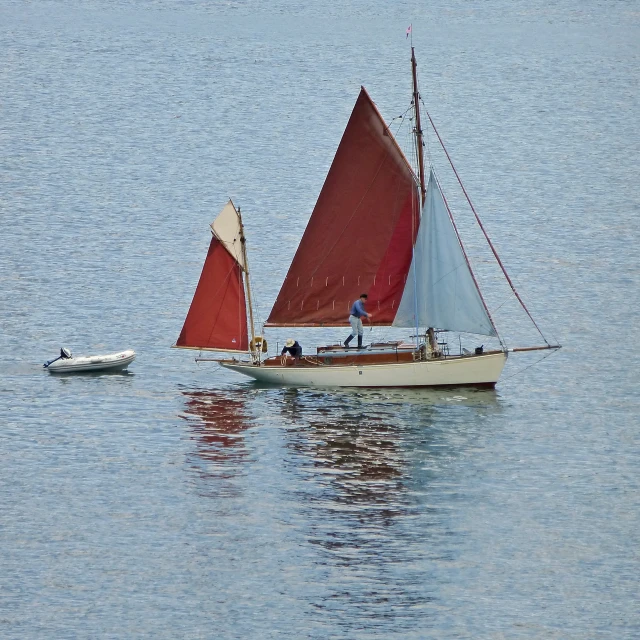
[281, 338, 302, 364]
[344, 293, 372, 350]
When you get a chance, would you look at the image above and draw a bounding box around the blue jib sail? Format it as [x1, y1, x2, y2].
[393, 169, 497, 337]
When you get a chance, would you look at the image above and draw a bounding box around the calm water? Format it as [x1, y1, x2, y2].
[1, 1, 639, 637]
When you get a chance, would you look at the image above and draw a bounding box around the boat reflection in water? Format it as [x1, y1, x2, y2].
[180, 388, 254, 491]
[280, 386, 499, 515]
[278, 386, 501, 622]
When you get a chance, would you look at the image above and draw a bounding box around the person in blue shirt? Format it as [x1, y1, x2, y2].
[281, 338, 302, 362]
[344, 293, 372, 349]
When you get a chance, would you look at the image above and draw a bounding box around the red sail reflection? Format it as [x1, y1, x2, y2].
[181, 390, 252, 471]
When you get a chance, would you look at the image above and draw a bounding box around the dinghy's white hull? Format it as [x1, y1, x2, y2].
[220, 351, 507, 388]
[47, 350, 136, 373]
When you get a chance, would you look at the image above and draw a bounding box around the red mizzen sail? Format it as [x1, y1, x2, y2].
[176, 235, 249, 352]
[265, 87, 418, 327]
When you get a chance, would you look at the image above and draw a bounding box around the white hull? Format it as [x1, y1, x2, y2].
[47, 350, 136, 373]
[220, 351, 507, 388]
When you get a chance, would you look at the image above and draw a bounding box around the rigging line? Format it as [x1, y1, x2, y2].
[390, 119, 407, 158]
[491, 295, 516, 315]
[501, 282, 562, 348]
[423, 108, 432, 166]
[387, 104, 414, 131]
[388, 100, 418, 173]
[422, 100, 550, 346]
[500, 347, 559, 384]
[246, 270, 264, 329]
[367, 91, 419, 183]
[390, 112, 411, 148]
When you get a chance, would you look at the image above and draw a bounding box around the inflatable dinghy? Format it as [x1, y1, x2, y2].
[44, 348, 135, 373]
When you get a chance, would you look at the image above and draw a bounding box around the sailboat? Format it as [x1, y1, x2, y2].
[175, 48, 560, 388]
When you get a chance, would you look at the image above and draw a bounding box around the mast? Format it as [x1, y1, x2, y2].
[237, 207, 257, 354]
[412, 47, 427, 205]
[411, 46, 438, 353]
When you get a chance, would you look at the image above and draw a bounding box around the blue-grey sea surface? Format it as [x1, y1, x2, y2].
[1, 1, 639, 637]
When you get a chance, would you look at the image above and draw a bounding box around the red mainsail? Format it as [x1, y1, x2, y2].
[266, 87, 419, 327]
[176, 235, 249, 352]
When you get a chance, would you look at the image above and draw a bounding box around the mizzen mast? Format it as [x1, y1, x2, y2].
[237, 207, 257, 352]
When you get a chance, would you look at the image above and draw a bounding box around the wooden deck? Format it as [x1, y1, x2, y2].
[261, 343, 503, 369]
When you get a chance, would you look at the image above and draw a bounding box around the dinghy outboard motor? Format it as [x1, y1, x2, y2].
[44, 347, 72, 368]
